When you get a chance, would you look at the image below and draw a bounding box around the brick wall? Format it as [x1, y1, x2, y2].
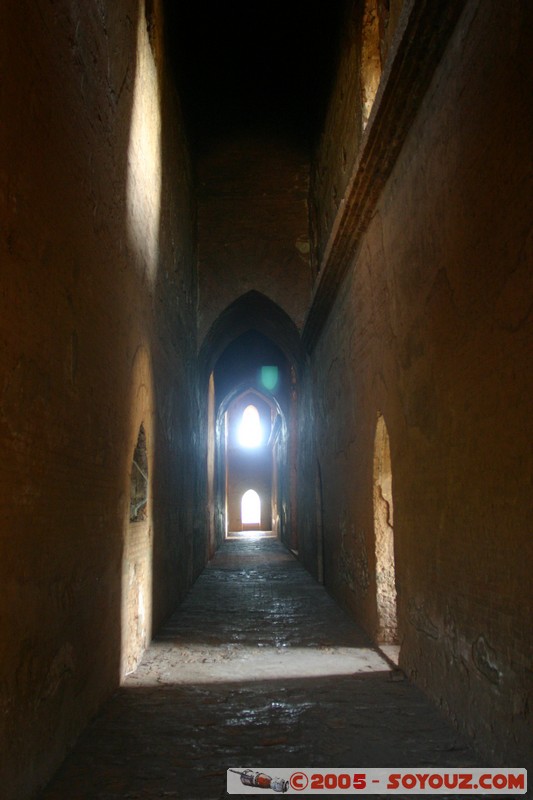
[0, 2, 201, 796]
[197, 135, 312, 342]
[300, 0, 533, 767]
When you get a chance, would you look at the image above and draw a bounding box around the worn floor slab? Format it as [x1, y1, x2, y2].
[40, 538, 481, 799]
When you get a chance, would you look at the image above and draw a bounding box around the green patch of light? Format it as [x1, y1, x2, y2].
[260, 366, 279, 391]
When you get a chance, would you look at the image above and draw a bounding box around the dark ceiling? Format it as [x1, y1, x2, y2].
[163, 0, 345, 151]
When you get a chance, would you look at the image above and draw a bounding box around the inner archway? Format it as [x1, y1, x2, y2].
[201, 315, 299, 550]
[224, 390, 277, 534]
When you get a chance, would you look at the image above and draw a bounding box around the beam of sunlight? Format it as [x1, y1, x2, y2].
[126, 0, 162, 286]
[126, 645, 392, 686]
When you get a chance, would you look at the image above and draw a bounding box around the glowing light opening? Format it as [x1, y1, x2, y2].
[238, 404, 263, 448]
[241, 490, 261, 524]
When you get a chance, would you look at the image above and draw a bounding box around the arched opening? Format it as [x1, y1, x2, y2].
[123, 415, 153, 679]
[241, 489, 261, 525]
[130, 423, 148, 522]
[199, 294, 303, 550]
[373, 414, 398, 644]
[238, 404, 263, 448]
[224, 389, 277, 535]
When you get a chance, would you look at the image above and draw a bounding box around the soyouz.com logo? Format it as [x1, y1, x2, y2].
[227, 767, 527, 794]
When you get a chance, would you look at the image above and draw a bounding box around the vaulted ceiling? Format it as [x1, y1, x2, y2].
[163, 0, 345, 151]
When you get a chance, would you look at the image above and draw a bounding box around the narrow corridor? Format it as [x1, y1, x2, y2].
[40, 538, 479, 800]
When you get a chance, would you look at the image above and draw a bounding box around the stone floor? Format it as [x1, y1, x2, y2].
[40, 537, 482, 800]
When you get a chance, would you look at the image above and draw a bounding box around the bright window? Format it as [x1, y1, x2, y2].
[241, 490, 261, 524]
[238, 404, 263, 448]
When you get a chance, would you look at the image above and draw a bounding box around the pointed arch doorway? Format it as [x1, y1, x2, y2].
[199, 294, 303, 552]
[223, 388, 284, 536]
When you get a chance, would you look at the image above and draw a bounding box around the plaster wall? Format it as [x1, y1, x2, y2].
[303, 0, 532, 766]
[310, 1, 362, 270]
[197, 136, 311, 342]
[310, 0, 405, 270]
[0, 2, 200, 796]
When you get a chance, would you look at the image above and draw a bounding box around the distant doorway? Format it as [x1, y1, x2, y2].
[241, 489, 261, 526]
[225, 392, 274, 533]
